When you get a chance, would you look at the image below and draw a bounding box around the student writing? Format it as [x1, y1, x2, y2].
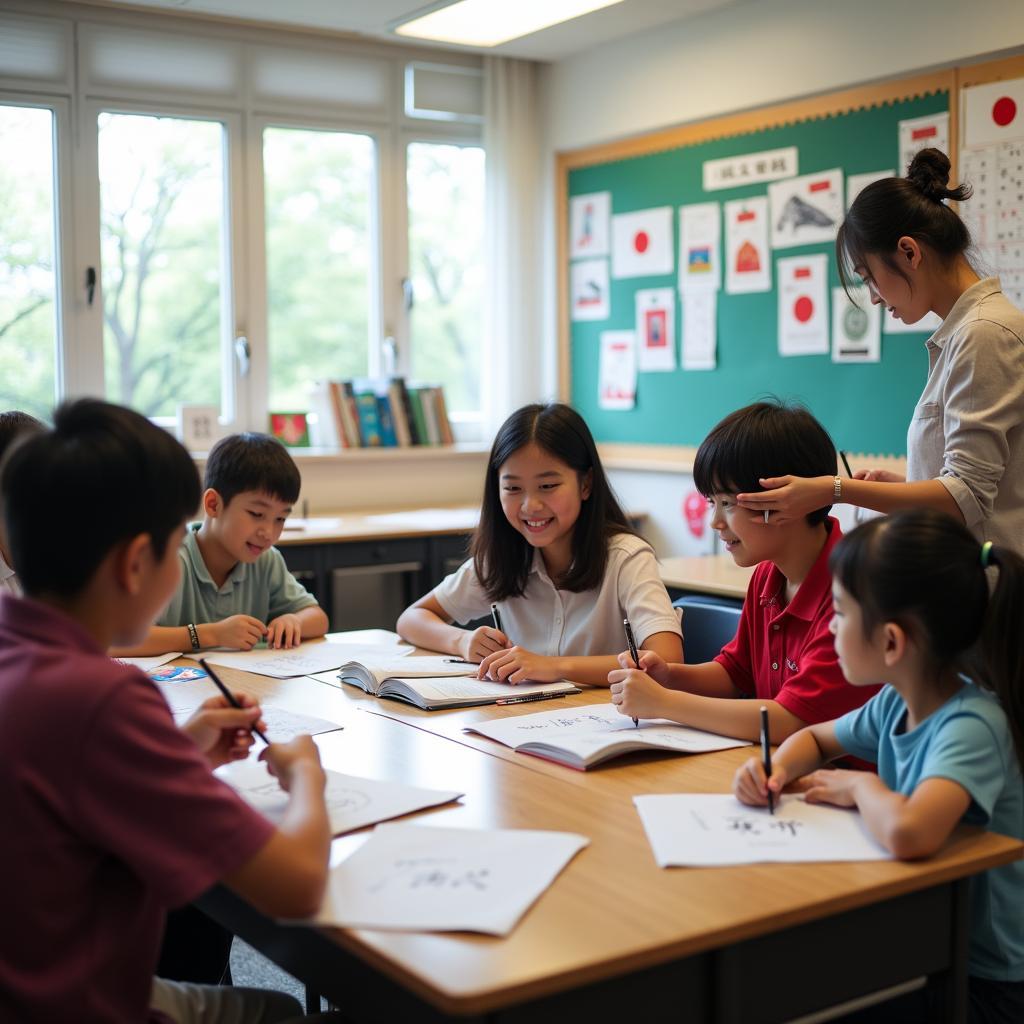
[609, 401, 879, 741]
[115, 432, 328, 657]
[737, 148, 1024, 556]
[397, 403, 682, 687]
[734, 509, 1024, 1024]
[0, 400, 331, 1024]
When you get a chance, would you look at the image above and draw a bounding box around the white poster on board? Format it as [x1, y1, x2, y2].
[681, 291, 717, 371]
[611, 207, 674, 278]
[898, 112, 949, 174]
[570, 259, 610, 321]
[569, 191, 611, 259]
[777, 254, 828, 356]
[769, 169, 844, 248]
[724, 196, 771, 293]
[702, 146, 798, 192]
[678, 202, 721, 293]
[846, 170, 893, 210]
[832, 287, 881, 363]
[963, 78, 1024, 148]
[598, 331, 637, 410]
[634, 288, 676, 372]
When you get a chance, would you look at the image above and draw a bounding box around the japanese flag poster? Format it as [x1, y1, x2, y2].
[634, 288, 676, 372]
[777, 255, 828, 356]
[831, 288, 881, 363]
[769, 169, 843, 249]
[611, 207, 674, 278]
[724, 197, 771, 293]
[964, 77, 1024, 147]
[598, 331, 637, 410]
[569, 191, 611, 259]
[898, 112, 949, 175]
[570, 259, 610, 321]
[678, 202, 721, 293]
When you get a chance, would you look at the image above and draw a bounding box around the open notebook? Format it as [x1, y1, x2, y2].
[334, 655, 579, 711]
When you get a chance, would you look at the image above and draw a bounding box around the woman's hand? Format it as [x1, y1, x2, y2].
[477, 646, 562, 684]
[182, 692, 266, 768]
[736, 475, 834, 525]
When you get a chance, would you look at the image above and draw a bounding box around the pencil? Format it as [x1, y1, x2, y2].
[199, 658, 269, 744]
[839, 450, 853, 478]
[490, 603, 504, 636]
[495, 692, 569, 706]
[623, 617, 640, 728]
[760, 705, 774, 815]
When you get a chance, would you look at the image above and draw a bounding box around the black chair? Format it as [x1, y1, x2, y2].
[672, 596, 742, 664]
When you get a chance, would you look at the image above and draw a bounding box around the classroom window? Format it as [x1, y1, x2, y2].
[263, 126, 376, 412]
[406, 141, 485, 416]
[0, 104, 59, 418]
[97, 111, 228, 419]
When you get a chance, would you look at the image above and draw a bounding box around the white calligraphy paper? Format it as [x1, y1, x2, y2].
[598, 330, 638, 409]
[724, 196, 771, 293]
[311, 823, 588, 935]
[678, 201, 721, 293]
[569, 191, 611, 259]
[769, 169, 844, 248]
[634, 288, 676, 371]
[898, 112, 950, 175]
[186, 640, 409, 679]
[702, 146, 798, 192]
[777, 254, 828, 356]
[114, 653, 182, 672]
[634, 794, 890, 867]
[831, 287, 881, 363]
[682, 291, 718, 370]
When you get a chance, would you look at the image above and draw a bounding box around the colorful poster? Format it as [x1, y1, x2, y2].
[569, 191, 611, 259]
[777, 254, 828, 356]
[724, 196, 771, 294]
[883, 307, 942, 335]
[681, 291, 717, 371]
[769, 169, 844, 248]
[702, 146, 798, 192]
[570, 259, 609, 321]
[598, 331, 637, 410]
[963, 77, 1024, 148]
[846, 169, 893, 210]
[678, 202, 721, 293]
[831, 288, 881, 363]
[898, 112, 949, 175]
[611, 206, 674, 278]
[634, 288, 676, 372]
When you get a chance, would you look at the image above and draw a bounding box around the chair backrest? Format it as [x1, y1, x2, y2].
[672, 596, 743, 665]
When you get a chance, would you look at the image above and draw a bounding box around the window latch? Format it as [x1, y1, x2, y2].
[85, 266, 96, 306]
[234, 335, 251, 378]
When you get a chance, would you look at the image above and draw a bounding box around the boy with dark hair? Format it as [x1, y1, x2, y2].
[0, 400, 330, 1023]
[0, 410, 45, 595]
[609, 400, 880, 743]
[118, 431, 328, 657]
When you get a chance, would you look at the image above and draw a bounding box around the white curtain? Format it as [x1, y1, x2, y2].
[482, 55, 542, 438]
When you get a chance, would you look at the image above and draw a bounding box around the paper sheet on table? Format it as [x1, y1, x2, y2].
[598, 330, 638, 409]
[324, 629, 407, 647]
[217, 760, 461, 836]
[310, 823, 588, 935]
[114, 653, 182, 672]
[634, 794, 890, 867]
[777, 254, 828, 356]
[187, 641, 410, 678]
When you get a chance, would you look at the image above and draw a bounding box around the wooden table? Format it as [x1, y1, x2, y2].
[659, 553, 754, 602]
[198, 664, 1022, 1023]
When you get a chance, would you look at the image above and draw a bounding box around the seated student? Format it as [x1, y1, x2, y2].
[734, 510, 1024, 1024]
[0, 400, 332, 1024]
[397, 403, 682, 686]
[116, 432, 328, 657]
[609, 401, 878, 742]
[0, 410, 44, 595]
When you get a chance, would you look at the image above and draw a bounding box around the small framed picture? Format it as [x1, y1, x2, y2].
[176, 404, 221, 452]
[269, 412, 310, 447]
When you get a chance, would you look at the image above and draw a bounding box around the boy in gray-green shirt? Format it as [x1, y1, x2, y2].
[115, 433, 327, 656]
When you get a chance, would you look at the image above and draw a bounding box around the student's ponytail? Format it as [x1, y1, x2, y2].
[973, 543, 1024, 769]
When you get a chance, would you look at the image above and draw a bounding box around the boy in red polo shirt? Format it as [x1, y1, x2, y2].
[609, 401, 879, 743]
[0, 400, 331, 1024]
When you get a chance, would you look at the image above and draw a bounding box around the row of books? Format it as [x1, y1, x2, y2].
[308, 378, 455, 449]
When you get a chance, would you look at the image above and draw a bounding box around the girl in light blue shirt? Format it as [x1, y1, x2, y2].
[734, 509, 1024, 1024]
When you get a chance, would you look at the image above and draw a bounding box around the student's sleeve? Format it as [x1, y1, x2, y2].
[73, 674, 275, 907]
[432, 558, 492, 626]
[614, 538, 681, 644]
[918, 707, 1014, 824]
[265, 547, 319, 619]
[833, 688, 892, 764]
[712, 570, 760, 688]
[936, 322, 1024, 530]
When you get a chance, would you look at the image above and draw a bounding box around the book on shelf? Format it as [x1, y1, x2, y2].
[464, 703, 750, 770]
[333, 655, 580, 711]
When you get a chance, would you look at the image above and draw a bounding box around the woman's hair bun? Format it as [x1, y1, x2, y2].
[906, 147, 972, 203]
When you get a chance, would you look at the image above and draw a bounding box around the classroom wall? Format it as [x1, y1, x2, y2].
[536, 0, 1024, 556]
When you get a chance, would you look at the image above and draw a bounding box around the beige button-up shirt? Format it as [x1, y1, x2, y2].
[905, 277, 1024, 552]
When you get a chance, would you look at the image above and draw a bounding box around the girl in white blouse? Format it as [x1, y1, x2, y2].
[397, 403, 682, 686]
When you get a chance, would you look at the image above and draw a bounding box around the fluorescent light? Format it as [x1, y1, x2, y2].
[393, 0, 626, 48]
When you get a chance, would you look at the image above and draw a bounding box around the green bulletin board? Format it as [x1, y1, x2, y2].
[565, 89, 951, 456]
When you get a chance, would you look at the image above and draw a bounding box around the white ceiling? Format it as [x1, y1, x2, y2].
[85, 0, 743, 61]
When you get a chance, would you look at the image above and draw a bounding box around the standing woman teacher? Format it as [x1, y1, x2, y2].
[738, 148, 1024, 553]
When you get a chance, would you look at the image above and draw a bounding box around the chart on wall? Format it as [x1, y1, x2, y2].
[565, 88, 949, 455]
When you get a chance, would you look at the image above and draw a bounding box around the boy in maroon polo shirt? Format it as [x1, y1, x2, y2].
[0, 400, 331, 1024]
[609, 401, 880, 743]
